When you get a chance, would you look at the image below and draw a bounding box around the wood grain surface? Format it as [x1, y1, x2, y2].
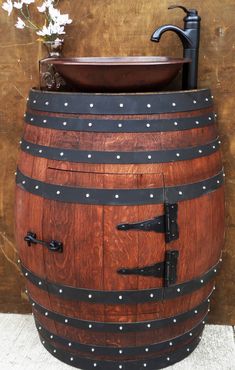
[0, 0, 234, 325]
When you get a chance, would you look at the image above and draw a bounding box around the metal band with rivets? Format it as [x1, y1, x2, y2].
[35, 317, 206, 356]
[16, 168, 224, 205]
[20, 137, 220, 164]
[25, 111, 216, 133]
[31, 293, 210, 332]
[21, 260, 220, 304]
[39, 333, 201, 370]
[28, 88, 213, 115]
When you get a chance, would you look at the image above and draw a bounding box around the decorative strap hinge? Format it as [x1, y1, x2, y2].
[117, 250, 179, 287]
[24, 231, 63, 253]
[117, 203, 179, 243]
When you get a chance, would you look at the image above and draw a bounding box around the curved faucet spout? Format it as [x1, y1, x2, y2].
[151, 25, 192, 49]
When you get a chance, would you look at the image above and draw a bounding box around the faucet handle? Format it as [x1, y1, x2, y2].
[168, 5, 198, 16]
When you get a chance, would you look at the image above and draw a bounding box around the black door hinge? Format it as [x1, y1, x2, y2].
[117, 250, 179, 287]
[117, 203, 179, 243]
[24, 231, 63, 253]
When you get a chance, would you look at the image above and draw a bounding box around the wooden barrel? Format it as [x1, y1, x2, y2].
[15, 88, 225, 370]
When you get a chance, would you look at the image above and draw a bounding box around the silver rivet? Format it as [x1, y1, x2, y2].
[176, 153, 180, 157]
[56, 191, 61, 195]
[39, 326, 42, 330]
[32, 303, 35, 307]
[91, 348, 95, 352]
[17, 259, 21, 263]
[38, 281, 42, 286]
[119, 350, 123, 354]
[172, 102, 176, 107]
[42, 340, 45, 344]
[116, 155, 121, 159]
[26, 146, 30, 149]
[208, 308, 211, 312]
[198, 149, 202, 153]
[65, 319, 68, 323]
[39, 150, 43, 153]
[189, 332, 193, 336]
[178, 191, 183, 195]
[195, 121, 199, 125]
[68, 342, 72, 347]
[22, 181, 26, 184]
[50, 335, 54, 339]
[119, 366, 123, 369]
[143, 364, 147, 368]
[64, 102, 68, 107]
[208, 299, 210, 302]
[203, 186, 206, 190]
[223, 173, 225, 177]
[173, 319, 177, 323]
[195, 310, 198, 314]
[88, 122, 93, 127]
[93, 364, 97, 368]
[33, 100, 36, 103]
[119, 326, 123, 331]
[167, 357, 170, 361]
[115, 194, 119, 199]
[15, 172, 17, 176]
[214, 269, 217, 272]
[119, 103, 124, 108]
[215, 113, 218, 118]
[199, 336, 202, 340]
[200, 280, 204, 283]
[205, 98, 209, 102]
[70, 357, 74, 361]
[211, 95, 214, 99]
[45, 312, 48, 316]
[220, 258, 223, 261]
[53, 349, 56, 353]
[150, 293, 154, 298]
[25, 290, 28, 294]
[24, 113, 26, 117]
[89, 103, 94, 108]
[43, 119, 47, 123]
[63, 121, 67, 126]
[146, 123, 151, 127]
[88, 294, 92, 298]
[193, 100, 197, 104]
[25, 272, 28, 276]
[118, 123, 122, 128]
[89, 324, 93, 329]
[213, 145, 216, 149]
[177, 288, 181, 292]
[88, 154, 92, 158]
[45, 101, 49, 105]
[145, 348, 149, 352]
[203, 321, 206, 325]
[148, 155, 152, 160]
[147, 324, 151, 328]
[187, 348, 190, 352]
[60, 152, 64, 156]
[217, 180, 220, 184]
[149, 194, 154, 198]
[35, 185, 39, 190]
[86, 194, 90, 198]
[208, 117, 212, 121]
[119, 295, 123, 300]
[26, 98, 29, 101]
[30, 118, 34, 122]
[174, 121, 178, 126]
[147, 104, 151, 108]
[169, 342, 173, 346]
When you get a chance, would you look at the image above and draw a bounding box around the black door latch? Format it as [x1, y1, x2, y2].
[117, 250, 179, 287]
[24, 231, 63, 253]
[117, 203, 179, 243]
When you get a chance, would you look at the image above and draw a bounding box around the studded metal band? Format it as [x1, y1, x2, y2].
[30, 293, 210, 333]
[39, 333, 201, 369]
[36, 317, 206, 356]
[16, 169, 224, 206]
[21, 259, 220, 304]
[28, 88, 213, 115]
[20, 137, 220, 164]
[25, 111, 216, 133]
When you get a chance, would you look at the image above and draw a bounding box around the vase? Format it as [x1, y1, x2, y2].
[43, 39, 64, 58]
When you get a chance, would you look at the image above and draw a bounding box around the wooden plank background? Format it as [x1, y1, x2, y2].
[0, 0, 234, 324]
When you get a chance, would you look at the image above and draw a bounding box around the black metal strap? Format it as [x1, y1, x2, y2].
[16, 168, 224, 205]
[25, 111, 216, 132]
[21, 259, 220, 304]
[20, 137, 220, 164]
[28, 88, 213, 114]
[39, 332, 201, 369]
[30, 293, 210, 332]
[35, 317, 206, 356]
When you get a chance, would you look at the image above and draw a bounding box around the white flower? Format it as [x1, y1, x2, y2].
[37, 0, 54, 13]
[15, 17, 26, 29]
[14, 0, 34, 9]
[48, 6, 72, 25]
[2, 0, 13, 16]
[36, 22, 65, 36]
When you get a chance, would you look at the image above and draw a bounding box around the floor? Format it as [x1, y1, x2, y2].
[0, 314, 234, 370]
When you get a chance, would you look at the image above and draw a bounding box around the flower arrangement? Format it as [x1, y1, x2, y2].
[1, 0, 72, 42]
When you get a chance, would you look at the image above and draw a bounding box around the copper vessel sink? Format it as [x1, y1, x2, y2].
[46, 56, 190, 92]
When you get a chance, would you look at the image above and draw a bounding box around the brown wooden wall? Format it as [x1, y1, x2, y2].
[0, 0, 234, 324]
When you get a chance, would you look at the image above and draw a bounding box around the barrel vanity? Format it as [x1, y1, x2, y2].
[15, 6, 225, 370]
